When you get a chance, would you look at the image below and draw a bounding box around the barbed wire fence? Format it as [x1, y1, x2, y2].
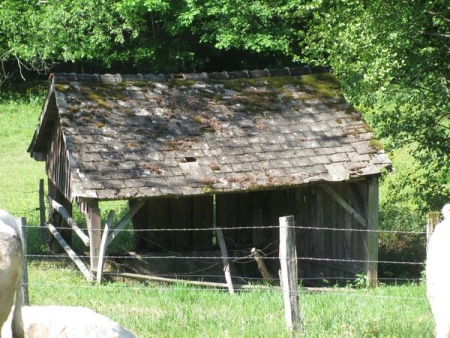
[3, 187, 432, 286]
[2, 187, 436, 334]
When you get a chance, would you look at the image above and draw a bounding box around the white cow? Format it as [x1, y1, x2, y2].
[427, 203, 450, 338]
[0, 209, 24, 338]
[2, 306, 137, 338]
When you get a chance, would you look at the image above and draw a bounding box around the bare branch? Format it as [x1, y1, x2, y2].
[427, 11, 450, 24]
[421, 31, 450, 39]
[15, 55, 26, 81]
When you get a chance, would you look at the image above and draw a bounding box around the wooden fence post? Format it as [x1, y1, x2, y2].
[279, 215, 301, 335]
[366, 177, 379, 288]
[39, 179, 48, 246]
[18, 217, 29, 305]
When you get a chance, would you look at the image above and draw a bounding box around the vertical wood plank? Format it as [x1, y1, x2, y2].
[170, 197, 192, 250]
[216, 194, 237, 243]
[279, 215, 301, 334]
[131, 200, 148, 250]
[343, 188, 352, 261]
[147, 198, 171, 250]
[366, 177, 379, 288]
[313, 187, 325, 271]
[192, 195, 213, 248]
[252, 208, 264, 248]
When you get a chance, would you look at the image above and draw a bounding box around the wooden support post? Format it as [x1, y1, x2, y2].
[18, 217, 29, 305]
[427, 211, 441, 252]
[97, 201, 145, 283]
[279, 215, 301, 335]
[251, 247, 274, 285]
[215, 227, 234, 295]
[97, 210, 115, 284]
[47, 222, 94, 281]
[366, 177, 379, 288]
[83, 200, 102, 272]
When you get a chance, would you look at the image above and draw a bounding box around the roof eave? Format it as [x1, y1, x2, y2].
[27, 83, 57, 159]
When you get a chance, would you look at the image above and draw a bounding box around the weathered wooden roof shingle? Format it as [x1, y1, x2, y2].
[28, 66, 391, 201]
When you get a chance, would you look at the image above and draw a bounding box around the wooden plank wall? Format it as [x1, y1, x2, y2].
[46, 119, 73, 245]
[131, 196, 214, 251]
[298, 182, 369, 285]
[132, 180, 371, 285]
[47, 118, 71, 201]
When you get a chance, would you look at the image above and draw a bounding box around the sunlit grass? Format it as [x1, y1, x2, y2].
[27, 262, 434, 338]
[0, 100, 44, 221]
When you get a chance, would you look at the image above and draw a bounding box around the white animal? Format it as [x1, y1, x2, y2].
[427, 203, 450, 338]
[2, 306, 137, 338]
[0, 209, 24, 338]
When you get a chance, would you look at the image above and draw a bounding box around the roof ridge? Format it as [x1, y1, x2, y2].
[49, 65, 332, 84]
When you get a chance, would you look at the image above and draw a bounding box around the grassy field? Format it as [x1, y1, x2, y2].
[0, 95, 436, 337]
[29, 261, 433, 338]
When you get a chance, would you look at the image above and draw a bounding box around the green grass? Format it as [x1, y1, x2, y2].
[0, 99, 44, 219]
[28, 262, 433, 337]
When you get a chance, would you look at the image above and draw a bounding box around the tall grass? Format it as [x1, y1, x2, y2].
[0, 97, 44, 220]
[28, 262, 433, 337]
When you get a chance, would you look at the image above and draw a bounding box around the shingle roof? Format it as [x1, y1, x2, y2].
[28, 66, 391, 201]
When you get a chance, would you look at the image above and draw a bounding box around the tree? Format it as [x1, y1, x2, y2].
[301, 0, 449, 211]
[0, 0, 447, 211]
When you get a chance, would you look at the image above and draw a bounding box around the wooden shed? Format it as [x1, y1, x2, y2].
[28, 66, 391, 286]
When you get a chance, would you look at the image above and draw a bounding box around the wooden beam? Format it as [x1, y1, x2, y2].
[366, 177, 379, 288]
[103, 272, 277, 290]
[320, 184, 368, 228]
[107, 200, 145, 245]
[308, 259, 362, 275]
[47, 222, 94, 281]
[47, 196, 90, 246]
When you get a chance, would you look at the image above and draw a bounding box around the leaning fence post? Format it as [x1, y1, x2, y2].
[216, 226, 234, 295]
[279, 215, 301, 335]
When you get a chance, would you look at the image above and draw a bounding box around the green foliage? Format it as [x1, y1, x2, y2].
[301, 0, 449, 211]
